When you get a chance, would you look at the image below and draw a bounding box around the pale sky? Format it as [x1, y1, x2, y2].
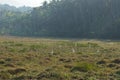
[0, 0, 50, 7]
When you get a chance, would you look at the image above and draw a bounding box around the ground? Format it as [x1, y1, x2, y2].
[0, 36, 120, 80]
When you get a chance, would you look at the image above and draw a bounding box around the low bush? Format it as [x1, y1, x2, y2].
[0, 60, 5, 64]
[0, 71, 11, 79]
[71, 62, 98, 72]
[7, 68, 26, 75]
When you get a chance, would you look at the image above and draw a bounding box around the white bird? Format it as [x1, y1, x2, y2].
[97, 49, 100, 53]
[51, 49, 54, 55]
[72, 48, 75, 53]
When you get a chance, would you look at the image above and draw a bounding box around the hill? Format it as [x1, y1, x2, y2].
[0, 4, 32, 12]
[0, 4, 32, 35]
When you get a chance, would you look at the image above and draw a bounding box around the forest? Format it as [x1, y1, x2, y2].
[0, 0, 120, 39]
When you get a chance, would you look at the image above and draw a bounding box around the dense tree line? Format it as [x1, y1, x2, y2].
[0, 0, 120, 39]
[0, 4, 32, 35]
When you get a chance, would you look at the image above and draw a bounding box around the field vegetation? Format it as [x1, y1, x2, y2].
[0, 37, 120, 80]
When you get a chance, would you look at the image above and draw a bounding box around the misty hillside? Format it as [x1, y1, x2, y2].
[0, 0, 120, 39]
[0, 4, 32, 35]
[0, 4, 32, 12]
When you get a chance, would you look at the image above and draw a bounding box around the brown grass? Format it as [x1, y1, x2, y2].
[0, 36, 119, 80]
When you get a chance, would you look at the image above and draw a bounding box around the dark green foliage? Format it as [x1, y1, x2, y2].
[0, 0, 120, 39]
[116, 71, 120, 75]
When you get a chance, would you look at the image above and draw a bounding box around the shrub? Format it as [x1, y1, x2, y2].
[30, 44, 47, 50]
[5, 58, 12, 61]
[7, 68, 26, 75]
[12, 75, 33, 80]
[4, 63, 15, 67]
[97, 60, 106, 64]
[14, 43, 23, 46]
[71, 62, 98, 72]
[8, 47, 16, 52]
[112, 59, 120, 64]
[37, 71, 64, 80]
[0, 71, 11, 79]
[76, 52, 83, 54]
[0, 60, 5, 64]
[18, 48, 27, 53]
[77, 43, 88, 47]
[116, 70, 120, 75]
[88, 43, 99, 47]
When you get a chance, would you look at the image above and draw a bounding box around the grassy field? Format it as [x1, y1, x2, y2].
[0, 36, 120, 80]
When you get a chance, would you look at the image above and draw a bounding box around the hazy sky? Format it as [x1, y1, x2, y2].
[0, 0, 49, 7]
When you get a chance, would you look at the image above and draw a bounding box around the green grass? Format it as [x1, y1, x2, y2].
[71, 62, 98, 72]
[0, 36, 120, 80]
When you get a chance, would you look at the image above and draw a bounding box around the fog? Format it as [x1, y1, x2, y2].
[0, 0, 49, 7]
